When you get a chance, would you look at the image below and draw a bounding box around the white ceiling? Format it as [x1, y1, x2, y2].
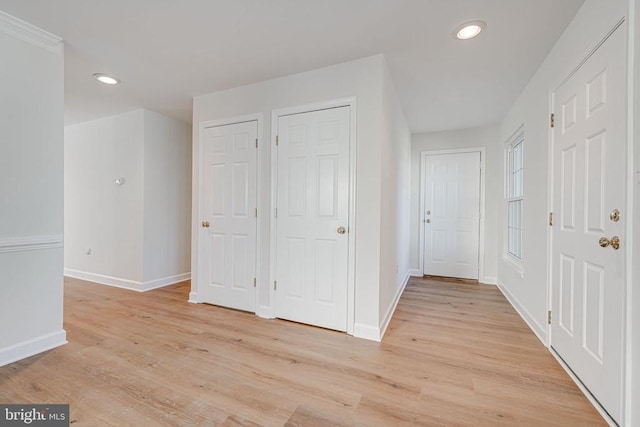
[0, 0, 585, 133]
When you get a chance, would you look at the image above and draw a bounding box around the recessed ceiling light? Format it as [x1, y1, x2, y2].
[93, 73, 120, 85]
[454, 20, 486, 40]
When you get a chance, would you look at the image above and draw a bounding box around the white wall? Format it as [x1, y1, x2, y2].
[497, 0, 628, 342]
[192, 55, 388, 337]
[0, 13, 66, 366]
[65, 109, 191, 291]
[378, 59, 412, 334]
[410, 125, 501, 284]
[498, 0, 635, 423]
[142, 110, 192, 284]
[65, 110, 145, 282]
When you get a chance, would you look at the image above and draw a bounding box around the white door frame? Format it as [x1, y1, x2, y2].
[269, 97, 357, 335]
[190, 113, 264, 312]
[418, 148, 486, 282]
[546, 18, 627, 426]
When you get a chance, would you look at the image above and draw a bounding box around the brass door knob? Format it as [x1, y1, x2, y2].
[202, 221, 210, 228]
[610, 209, 620, 222]
[337, 226, 347, 235]
[599, 236, 620, 250]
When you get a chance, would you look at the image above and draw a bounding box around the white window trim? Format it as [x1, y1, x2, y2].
[503, 126, 525, 278]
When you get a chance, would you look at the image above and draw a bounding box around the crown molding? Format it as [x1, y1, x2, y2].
[0, 10, 62, 54]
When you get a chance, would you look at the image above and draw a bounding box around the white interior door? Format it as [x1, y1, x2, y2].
[200, 121, 257, 312]
[422, 152, 481, 280]
[551, 24, 626, 423]
[274, 106, 350, 331]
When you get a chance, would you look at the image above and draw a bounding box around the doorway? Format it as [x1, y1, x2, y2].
[419, 149, 484, 280]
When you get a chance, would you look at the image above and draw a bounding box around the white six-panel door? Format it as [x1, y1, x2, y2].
[551, 23, 626, 423]
[422, 152, 481, 280]
[274, 106, 350, 332]
[200, 121, 257, 312]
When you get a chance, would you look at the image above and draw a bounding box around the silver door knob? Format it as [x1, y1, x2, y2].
[599, 236, 620, 250]
[202, 221, 210, 228]
[337, 226, 347, 234]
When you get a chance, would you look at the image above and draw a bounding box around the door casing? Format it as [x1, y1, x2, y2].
[418, 148, 486, 282]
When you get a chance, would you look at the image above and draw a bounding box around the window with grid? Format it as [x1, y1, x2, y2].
[506, 135, 524, 260]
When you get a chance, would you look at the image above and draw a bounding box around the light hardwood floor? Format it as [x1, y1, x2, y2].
[0, 276, 605, 426]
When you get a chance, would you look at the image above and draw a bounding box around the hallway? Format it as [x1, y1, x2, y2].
[0, 276, 604, 425]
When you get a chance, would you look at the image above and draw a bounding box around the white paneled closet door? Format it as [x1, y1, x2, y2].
[550, 23, 626, 424]
[274, 106, 350, 332]
[200, 120, 257, 313]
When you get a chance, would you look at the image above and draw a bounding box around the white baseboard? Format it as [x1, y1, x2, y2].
[64, 269, 139, 290]
[497, 280, 547, 345]
[353, 323, 381, 342]
[141, 273, 191, 291]
[0, 330, 67, 367]
[64, 269, 190, 292]
[550, 348, 617, 426]
[408, 269, 422, 277]
[480, 276, 498, 285]
[256, 306, 275, 319]
[188, 292, 200, 303]
[379, 270, 411, 340]
[353, 270, 412, 342]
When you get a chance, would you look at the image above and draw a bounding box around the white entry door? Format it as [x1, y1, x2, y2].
[551, 23, 626, 423]
[422, 152, 481, 280]
[274, 106, 350, 331]
[200, 121, 257, 312]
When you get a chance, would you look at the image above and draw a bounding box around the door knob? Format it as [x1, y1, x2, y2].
[337, 226, 347, 235]
[610, 209, 620, 222]
[599, 236, 620, 250]
[202, 221, 210, 228]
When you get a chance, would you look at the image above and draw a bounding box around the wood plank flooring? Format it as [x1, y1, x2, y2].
[0, 276, 605, 426]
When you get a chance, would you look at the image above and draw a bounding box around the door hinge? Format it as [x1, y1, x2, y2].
[274, 208, 278, 218]
[253, 277, 257, 288]
[255, 208, 258, 218]
[276, 135, 279, 146]
[550, 113, 555, 128]
[255, 138, 258, 149]
[548, 310, 552, 325]
[549, 212, 554, 226]
[274, 280, 277, 290]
